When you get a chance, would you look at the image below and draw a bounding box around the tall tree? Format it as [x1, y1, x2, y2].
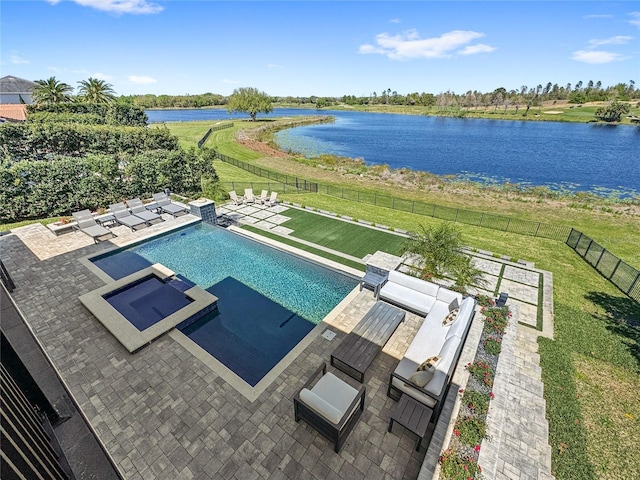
[226, 87, 272, 121]
[32, 77, 73, 104]
[77, 78, 116, 104]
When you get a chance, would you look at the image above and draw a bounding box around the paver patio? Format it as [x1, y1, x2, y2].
[1, 205, 555, 480]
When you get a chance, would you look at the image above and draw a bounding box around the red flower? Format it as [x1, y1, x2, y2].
[475, 445, 481, 452]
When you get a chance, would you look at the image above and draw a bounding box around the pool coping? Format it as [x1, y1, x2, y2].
[78, 263, 218, 353]
[77, 220, 365, 402]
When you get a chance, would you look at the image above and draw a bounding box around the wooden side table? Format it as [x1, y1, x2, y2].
[388, 394, 433, 451]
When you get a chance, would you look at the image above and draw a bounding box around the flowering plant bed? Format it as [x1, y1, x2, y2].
[439, 300, 512, 480]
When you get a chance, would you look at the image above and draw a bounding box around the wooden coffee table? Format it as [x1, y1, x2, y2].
[330, 301, 405, 383]
[388, 394, 433, 451]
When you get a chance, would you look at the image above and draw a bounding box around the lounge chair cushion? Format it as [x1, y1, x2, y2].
[299, 389, 343, 424]
[436, 287, 461, 305]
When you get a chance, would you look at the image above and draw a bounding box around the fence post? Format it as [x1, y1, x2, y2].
[628, 274, 640, 296]
[594, 248, 607, 269]
[479, 213, 484, 227]
[392, 197, 395, 210]
[505, 218, 510, 231]
[609, 259, 622, 280]
[534, 223, 540, 237]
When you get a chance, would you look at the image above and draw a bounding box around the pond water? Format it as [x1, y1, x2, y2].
[146, 108, 640, 197]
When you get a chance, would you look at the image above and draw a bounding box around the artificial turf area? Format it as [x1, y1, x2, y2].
[278, 207, 406, 259]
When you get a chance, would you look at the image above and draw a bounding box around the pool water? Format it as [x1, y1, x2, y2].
[92, 223, 357, 324]
[103, 275, 193, 331]
[90, 223, 358, 385]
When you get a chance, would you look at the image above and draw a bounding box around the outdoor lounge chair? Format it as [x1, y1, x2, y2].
[293, 363, 365, 453]
[229, 190, 243, 205]
[72, 210, 116, 243]
[151, 192, 188, 218]
[110, 202, 149, 232]
[126, 198, 164, 224]
[259, 189, 268, 204]
[244, 188, 256, 204]
[264, 191, 278, 207]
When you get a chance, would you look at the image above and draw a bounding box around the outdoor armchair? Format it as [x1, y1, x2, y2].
[293, 363, 365, 453]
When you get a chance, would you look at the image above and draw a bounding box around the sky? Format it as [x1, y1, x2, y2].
[1, 0, 639, 98]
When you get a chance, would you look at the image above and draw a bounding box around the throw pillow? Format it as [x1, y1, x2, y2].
[442, 308, 460, 326]
[408, 369, 434, 387]
[448, 297, 460, 312]
[418, 355, 441, 371]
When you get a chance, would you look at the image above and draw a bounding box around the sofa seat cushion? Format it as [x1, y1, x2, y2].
[379, 281, 436, 316]
[312, 372, 359, 415]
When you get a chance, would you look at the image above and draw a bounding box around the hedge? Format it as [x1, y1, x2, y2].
[26, 103, 148, 127]
[0, 122, 180, 160]
[0, 148, 218, 222]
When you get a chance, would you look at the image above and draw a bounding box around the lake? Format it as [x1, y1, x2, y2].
[146, 108, 640, 197]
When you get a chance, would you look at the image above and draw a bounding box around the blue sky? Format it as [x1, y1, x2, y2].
[2, 1, 638, 97]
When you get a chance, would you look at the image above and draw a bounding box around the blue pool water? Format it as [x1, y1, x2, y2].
[91, 224, 358, 385]
[92, 223, 357, 324]
[103, 275, 193, 331]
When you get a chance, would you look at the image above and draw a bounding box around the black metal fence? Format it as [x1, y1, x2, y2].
[566, 229, 640, 302]
[197, 123, 233, 148]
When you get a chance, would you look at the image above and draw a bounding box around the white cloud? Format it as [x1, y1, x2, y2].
[92, 72, 114, 80]
[359, 29, 492, 60]
[267, 64, 285, 69]
[458, 44, 496, 55]
[629, 11, 640, 28]
[389, 18, 401, 24]
[47, 0, 163, 15]
[588, 35, 633, 47]
[571, 50, 626, 64]
[10, 54, 29, 64]
[128, 75, 157, 84]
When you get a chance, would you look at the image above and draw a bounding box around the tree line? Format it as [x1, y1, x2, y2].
[121, 80, 637, 109]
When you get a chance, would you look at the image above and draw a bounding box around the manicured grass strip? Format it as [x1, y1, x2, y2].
[241, 225, 366, 272]
[539, 319, 596, 480]
[279, 208, 406, 259]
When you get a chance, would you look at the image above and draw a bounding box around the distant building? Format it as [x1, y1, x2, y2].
[0, 75, 36, 122]
[0, 75, 37, 104]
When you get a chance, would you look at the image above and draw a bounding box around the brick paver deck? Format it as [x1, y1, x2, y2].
[1, 207, 555, 480]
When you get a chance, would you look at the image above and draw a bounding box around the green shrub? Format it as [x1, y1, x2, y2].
[483, 336, 502, 355]
[461, 389, 491, 415]
[454, 415, 488, 446]
[439, 449, 483, 479]
[466, 361, 494, 388]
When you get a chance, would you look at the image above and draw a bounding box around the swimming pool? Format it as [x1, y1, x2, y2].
[90, 223, 359, 386]
[92, 223, 357, 324]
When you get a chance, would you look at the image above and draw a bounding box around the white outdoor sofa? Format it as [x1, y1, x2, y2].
[380, 270, 476, 420]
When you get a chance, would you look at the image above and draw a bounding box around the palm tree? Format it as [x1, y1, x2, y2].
[77, 77, 116, 104]
[32, 77, 73, 104]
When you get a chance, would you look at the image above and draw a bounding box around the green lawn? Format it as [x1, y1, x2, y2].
[280, 208, 406, 259]
[167, 118, 640, 479]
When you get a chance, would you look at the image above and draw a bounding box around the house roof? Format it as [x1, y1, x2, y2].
[0, 104, 28, 121]
[0, 75, 38, 94]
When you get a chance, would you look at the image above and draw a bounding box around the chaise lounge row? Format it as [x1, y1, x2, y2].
[72, 192, 188, 242]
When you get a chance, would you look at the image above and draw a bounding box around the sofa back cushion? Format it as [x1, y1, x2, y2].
[388, 270, 439, 297]
[436, 287, 463, 306]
